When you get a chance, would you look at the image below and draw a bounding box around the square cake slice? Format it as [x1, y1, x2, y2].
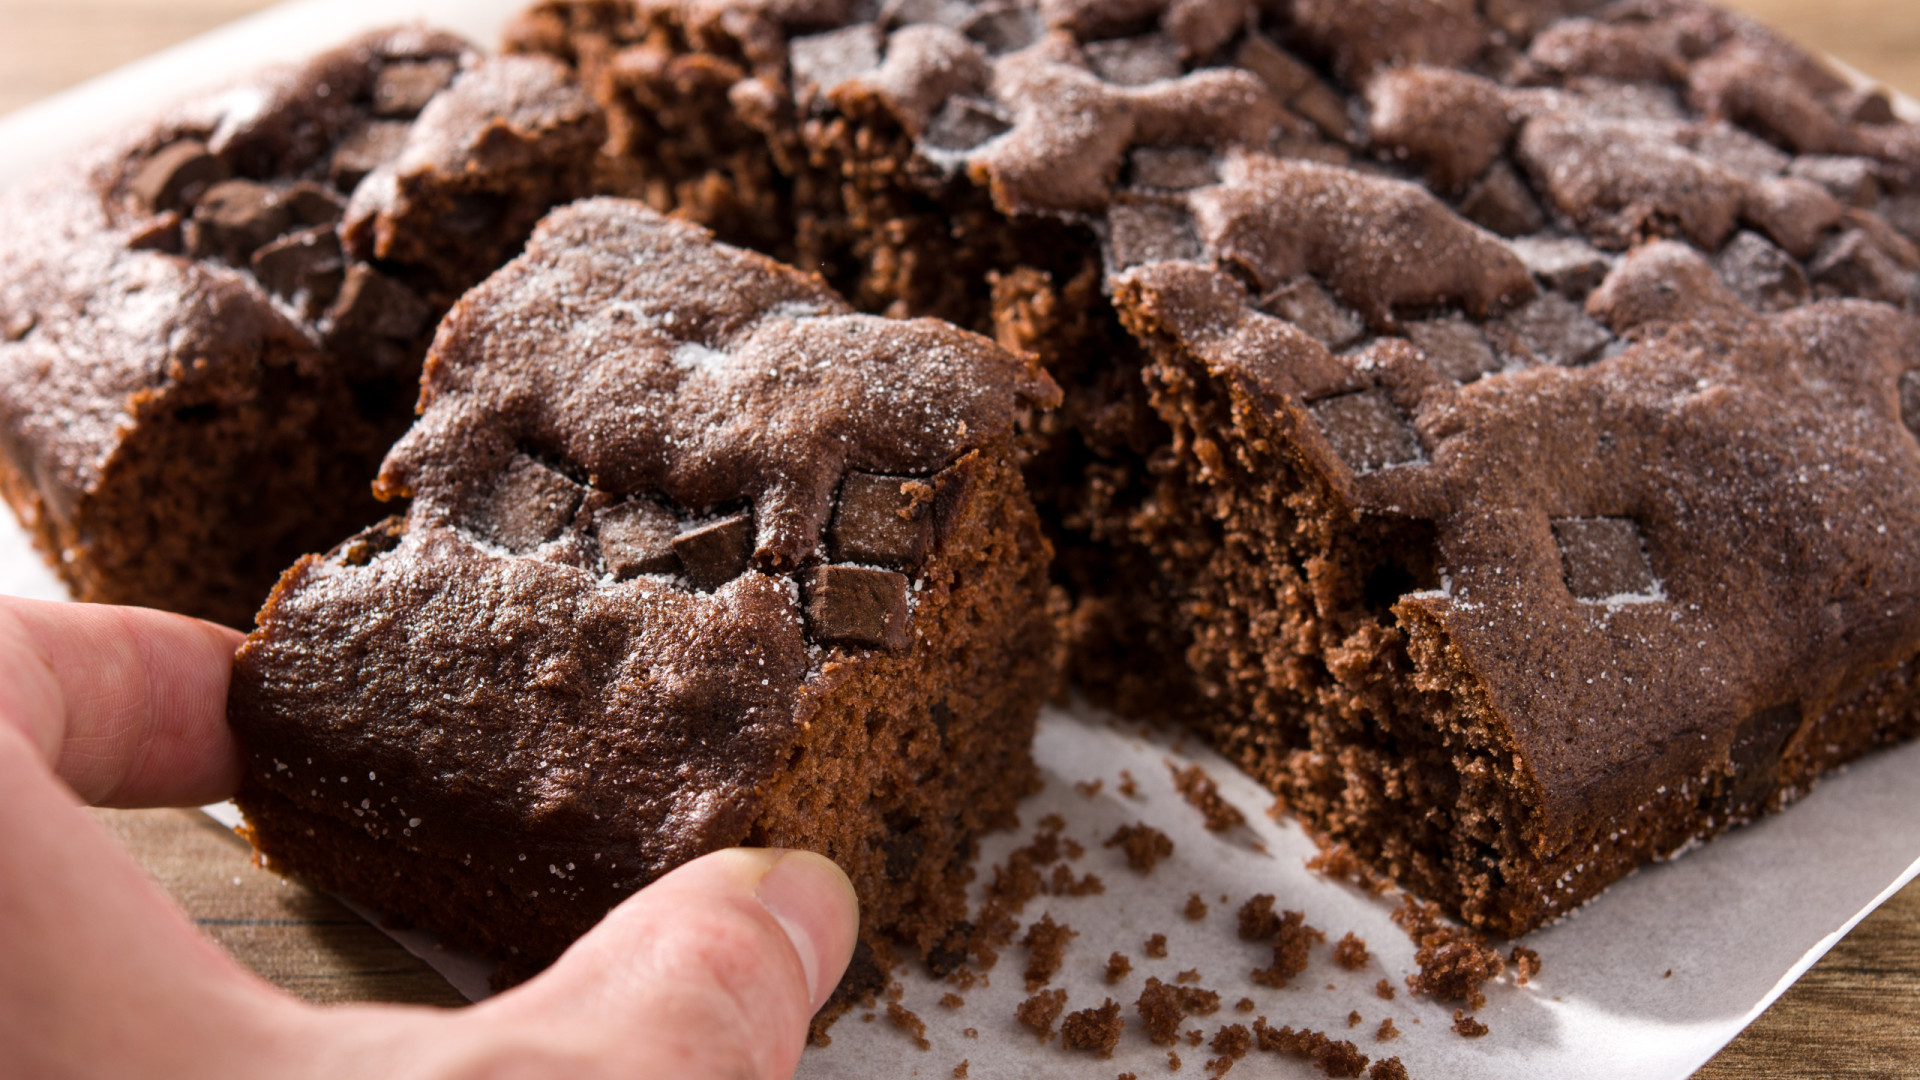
[0, 30, 604, 626]
[227, 198, 1061, 1023]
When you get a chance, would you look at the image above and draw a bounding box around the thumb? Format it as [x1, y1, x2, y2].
[475, 848, 860, 1080]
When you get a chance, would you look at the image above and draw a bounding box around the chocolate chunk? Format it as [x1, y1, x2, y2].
[830, 471, 934, 569]
[1497, 291, 1611, 366]
[788, 25, 882, 102]
[125, 212, 184, 254]
[190, 180, 293, 263]
[129, 140, 229, 212]
[1085, 35, 1184, 86]
[251, 225, 345, 316]
[1685, 123, 1791, 180]
[372, 58, 459, 118]
[1714, 231, 1809, 312]
[1508, 234, 1611, 299]
[1715, 703, 1801, 817]
[922, 96, 1013, 152]
[595, 499, 680, 579]
[1841, 87, 1898, 126]
[1126, 147, 1218, 192]
[1234, 33, 1353, 142]
[283, 182, 346, 228]
[328, 263, 431, 343]
[1552, 517, 1658, 601]
[1309, 390, 1421, 474]
[962, 4, 1041, 55]
[1405, 316, 1499, 384]
[1900, 371, 1920, 436]
[672, 512, 755, 590]
[479, 454, 583, 552]
[1105, 199, 1202, 272]
[803, 564, 912, 650]
[1881, 193, 1920, 248]
[1787, 156, 1882, 209]
[878, 0, 975, 30]
[329, 120, 413, 190]
[1742, 177, 1843, 259]
[1458, 162, 1546, 239]
[1809, 229, 1919, 306]
[1260, 278, 1364, 349]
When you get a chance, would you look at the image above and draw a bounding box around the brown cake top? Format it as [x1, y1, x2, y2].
[520, 0, 1920, 842]
[0, 28, 603, 506]
[381, 196, 1058, 572]
[235, 197, 1053, 896]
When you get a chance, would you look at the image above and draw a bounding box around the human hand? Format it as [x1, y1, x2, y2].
[0, 595, 859, 1080]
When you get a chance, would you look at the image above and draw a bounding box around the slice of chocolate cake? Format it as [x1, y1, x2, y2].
[506, 0, 1920, 934]
[0, 29, 604, 626]
[228, 198, 1061, 1021]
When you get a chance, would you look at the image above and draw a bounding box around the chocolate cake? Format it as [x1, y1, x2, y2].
[227, 198, 1061, 1013]
[506, 0, 1920, 934]
[0, 29, 604, 626]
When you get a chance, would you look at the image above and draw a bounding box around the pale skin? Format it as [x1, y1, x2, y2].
[0, 595, 860, 1080]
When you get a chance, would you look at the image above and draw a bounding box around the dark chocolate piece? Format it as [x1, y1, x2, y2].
[1497, 291, 1611, 366]
[1551, 518, 1658, 601]
[129, 139, 228, 212]
[1405, 316, 1499, 384]
[1509, 235, 1612, 300]
[596, 499, 681, 579]
[923, 96, 1013, 151]
[1126, 146, 1218, 192]
[1457, 161, 1546, 239]
[327, 263, 431, 344]
[1809, 229, 1918, 306]
[830, 472, 934, 569]
[1105, 199, 1202, 272]
[330, 119, 413, 190]
[804, 564, 912, 650]
[1085, 35, 1183, 86]
[1310, 390, 1421, 474]
[478, 454, 583, 552]
[1259, 278, 1364, 350]
[1714, 230, 1809, 312]
[1900, 370, 1920, 436]
[251, 225, 346, 315]
[372, 58, 460, 118]
[673, 512, 755, 590]
[190, 180, 294, 263]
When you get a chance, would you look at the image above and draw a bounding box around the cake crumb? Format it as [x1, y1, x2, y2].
[1211, 1023, 1253, 1059]
[1065, 837, 1085, 860]
[1205, 1057, 1236, 1078]
[1394, 894, 1504, 1008]
[1061, 998, 1126, 1057]
[1237, 894, 1281, 940]
[952, 1062, 968, 1078]
[1347, 1011, 1363, 1028]
[1051, 862, 1106, 896]
[939, 993, 965, 1009]
[1119, 1075, 1138, 1080]
[1664, 968, 1673, 979]
[1235, 997, 1255, 1013]
[1168, 1052, 1182, 1071]
[1075, 778, 1105, 798]
[1119, 770, 1140, 798]
[1039, 813, 1066, 831]
[1016, 989, 1068, 1041]
[1176, 969, 1202, 984]
[1368, 1058, 1410, 1080]
[1169, 763, 1247, 831]
[1375, 1018, 1399, 1042]
[1135, 976, 1223, 1045]
[962, 1028, 978, 1039]
[1250, 909, 1324, 988]
[863, 1012, 875, 1022]
[887, 1002, 930, 1051]
[1146, 933, 1169, 958]
[1452, 1009, 1489, 1038]
[1185, 893, 1209, 920]
[1106, 823, 1175, 873]
[1022, 913, 1077, 990]
[1186, 1029, 1204, 1046]
[1512, 945, 1542, 985]
[1333, 932, 1371, 970]
[1374, 979, 1395, 1000]
[1106, 951, 1134, 984]
[1305, 843, 1393, 894]
[1250, 1019, 1371, 1077]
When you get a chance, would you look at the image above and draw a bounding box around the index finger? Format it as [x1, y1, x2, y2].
[0, 596, 245, 807]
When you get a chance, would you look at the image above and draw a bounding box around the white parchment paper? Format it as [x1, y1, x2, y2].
[4, 6, 1918, 1076]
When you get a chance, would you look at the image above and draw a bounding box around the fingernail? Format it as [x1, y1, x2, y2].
[755, 850, 859, 1010]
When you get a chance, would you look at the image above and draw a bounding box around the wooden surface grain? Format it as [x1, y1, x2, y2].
[8, 0, 1920, 1076]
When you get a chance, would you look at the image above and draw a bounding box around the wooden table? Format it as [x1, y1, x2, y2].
[8, 0, 1920, 1075]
